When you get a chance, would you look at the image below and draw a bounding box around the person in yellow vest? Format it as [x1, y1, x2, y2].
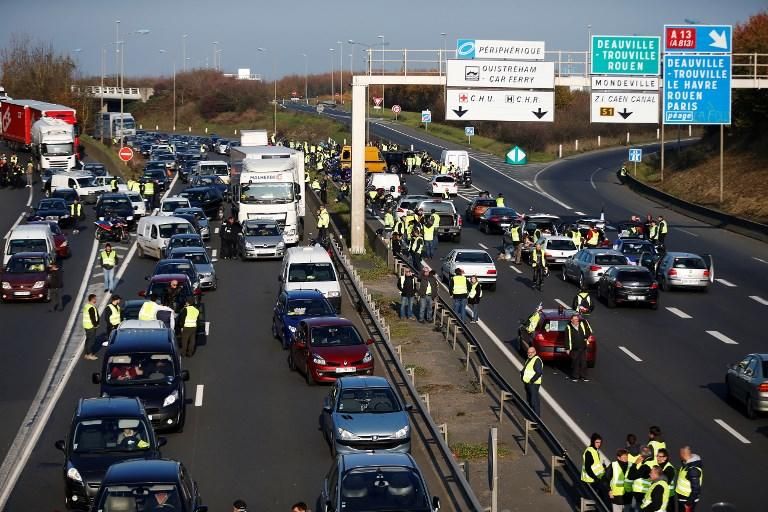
[442, 187, 450, 200]
[393, 217, 405, 239]
[104, 295, 122, 338]
[641, 466, 670, 512]
[629, 445, 656, 509]
[337, 181, 349, 202]
[422, 215, 436, 258]
[82, 294, 101, 360]
[409, 228, 424, 271]
[647, 426, 666, 459]
[449, 268, 469, 323]
[467, 275, 482, 323]
[675, 446, 702, 512]
[110, 176, 119, 193]
[648, 220, 659, 244]
[506, 224, 522, 264]
[656, 215, 668, 246]
[178, 296, 200, 356]
[138, 295, 160, 321]
[571, 227, 582, 250]
[143, 179, 156, 209]
[581, 433, 606, 492]
[403, 211, 415, 243]
[604, 449, 631, 512]
[572, 286, 594, 315]
[495, 193, 505, 207]
[586, 224, 600, 247]
[655, 449, 676, 511]
[317, 205, 330, 241]
[311, 177, 321, 191]
[521, 346, 543, 415]
[126, 179, 137, 192]
[99, 243, 119, 293]
[70, 198, 83, 233]
[440, 163, 448, 175]
[530, 242, 547, 290]
[383, 209, 395, 230]
[566, 313, 591, 381]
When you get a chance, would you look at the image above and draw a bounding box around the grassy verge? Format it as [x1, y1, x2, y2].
[450, 441, 511, 460]
[81, 135, 145, 179]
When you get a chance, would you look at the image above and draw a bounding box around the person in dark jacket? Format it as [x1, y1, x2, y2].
[48, 262, 63, 312]
[467, 275, 482, 323]
[581, 433, 606, 494]
[676, 446, 703, 512]
[220, 216, 241, 259]
[604, 449, 631, 511]
[566, 313, 592, 381]
[417, 268, 438, 323]
[82, 294, 101, 360]
[397, 269, 417, 320]
[641, 466, 669, 511]
[520, 346, 543, 415]
[655, 448, 676, 512]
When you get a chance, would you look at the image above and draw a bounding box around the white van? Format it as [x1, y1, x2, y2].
[3, 224, 56, 265]
[280, 245, 341, 311]
[193, 160, 231, 184]
[440, 150, 470, 173]
[136, 216, 194, 259]
[50, 172, 104, 204]
[159, 196, 192, 216]
[368, 173, 403, 199]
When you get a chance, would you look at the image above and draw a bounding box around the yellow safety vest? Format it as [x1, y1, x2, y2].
[526, 312, 540, 333]
[468, 281, 482, 299]
[144, 182, 155, 196]
[70, 203, 82, 217]
[424, 282, 432, 295]
[138, 301, 158, 321]
[648, 440, 666, 459]
[317, 210, 330, 228]
[587, 230, 599, 246]
[451, 275, 468, 295]
[183, 305, 200, 328]
[609, 461, 627, 497]
[581, 447, 605, 483]
[649, 225, 658, 240]
[660, 461, 676, 496]
[384, 212, 394, 228]
[675, 465, 702, 498]
[658, 220, 668, 234]
[522, 355, 542, 385]
[571, 231, 581, 247]
[566, 322, 589, 350]
[576, 292, 591, 310]
[393, 220, 405, 235]
[110, 178, 118, 189]
[107, 304, 121, 326]
[632, 460, 656, 493]
[640, 480, 669, 511]
[509, 226, 520, 242]
[410, 236, 424, 254]
[82, 303, 97, 329]
[531, 249, 547, 267]
[311, 180, 321, 191]
[100, 250, 117, 267]
[422, 224, 435, 241]
[496, 197, 505, 207]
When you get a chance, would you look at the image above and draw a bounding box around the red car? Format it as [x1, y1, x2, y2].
[27, 220, 70, 258]
[288, 317, 374, 385]
[1, 252, 51, 302]
[517, 308, 597, 367]
[464, 198, 496, 224]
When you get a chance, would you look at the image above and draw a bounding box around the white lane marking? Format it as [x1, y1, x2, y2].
[214, 227, 220, 234]
[478, 242, 489, 250]
[676, 228, 699, 237]
[509, 265, 522, 274]
[749, 295, 768, 306]
[752, 257, 768, 265]
[715, 279, 737, 287]
[204, 321, 210, 336]
[589, 167, 602, 190]
[714, 419, 751, 444]
[666, 307, 692, 319]
[706, 330, 738, 345]
[554, 298, 569, 308]
[618, 346, 643, 362]
[574, 211, 586, 216]
[3, 212, 27, 240]
[194, 385, 204, 407]
[211, 249, 217, 258]
[25, 185, 33, 207]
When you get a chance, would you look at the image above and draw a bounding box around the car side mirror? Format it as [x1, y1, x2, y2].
[157, 437, 168, 448]
[181, 370, 190, 381]
[744, 369, 754, 377]
[92, 373, 101, 384]
[54, 440, 65, 452]
[432, 496, 441, 511]
[366, 338, 374, 345]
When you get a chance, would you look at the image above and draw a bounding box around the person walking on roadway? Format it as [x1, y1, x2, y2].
[48, 262, 63, 312]
[317, 204, 330, 242]
[676, 446, 703, 512]
[521, 346, 543, 416]
[82, 294, 101, 360]
[530, 242, 547, 291]
[657, 216, 669, 247]
[449, 268, 469, 324]
[70, 197, 83, 234]
[99, 243, 118, 293]
[104, 294, 122, 339]
[572, 285, 594, 315]
[25, 159, 34, 188]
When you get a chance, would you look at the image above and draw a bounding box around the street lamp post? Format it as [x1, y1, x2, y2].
[440, 32, 446, 76]
[212, 41, 219, 71]
[159, 49, 177, 131]
[337, 41, 344, 105]
[115, 20, 120, 87]
[182, 34, 187, 72]
[116, 28, 150, 147]
[301, 53, 308, 104]
[329, 48, 335, 102]
[377, 35, 384, 109]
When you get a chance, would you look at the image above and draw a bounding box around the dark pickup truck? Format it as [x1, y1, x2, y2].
[415, 199, 462, 242]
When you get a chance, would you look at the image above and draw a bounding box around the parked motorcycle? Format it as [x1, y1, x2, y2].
[94, 217, 129, 242]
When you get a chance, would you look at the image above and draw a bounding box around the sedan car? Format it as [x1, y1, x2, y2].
[656, 252, 713, 292]
[320, 453, 440, 512]
[238, 221, 286, 260]
[165, 233, 206, 259]
[394, 194, 431, 220]
[561, 248, 629, 288]
[322, 376, 411, 456]
[464, 198, 497, 223]
[725, 353, 768, 418]
[596, 265, 659, 309]
[612, 238, 658, 266]
[428, 175, 458, 197]
[538, 235, 578, 266]
[440, 249, 497, 290]
[478, 207, 519, 234]
[30, 198, 70, 226]
[517, 308, 597, 367]
[167, 247, 217, 290]
[1, 252, 51, 302]
[50, 187, 79, 208]
[288, 317, 374, 385]
[272, 290, 337, 349]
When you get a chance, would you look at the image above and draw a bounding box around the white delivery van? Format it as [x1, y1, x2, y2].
[193, 160, 231, 185]
[50, 171, 104, 204]
[369, 173, 403, 199]
[280, 245, 341, 311]
[440, 150, 470, 173]
[159, 196, 192, 216]
[136, 216, 194, 259]
[3, 224, 56, 266]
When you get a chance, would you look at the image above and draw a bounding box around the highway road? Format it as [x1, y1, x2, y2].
[290, 104, 768, 509]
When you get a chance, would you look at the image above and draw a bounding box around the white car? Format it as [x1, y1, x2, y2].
[126, 191, 147, 218]
[429, 175, 458, 197]
[159, 196, 192, 216]
[92, 175, 128, 192]
[440, 249, 497, 290]
[537, 235, 578, 266]
[394, 195, 431, 220]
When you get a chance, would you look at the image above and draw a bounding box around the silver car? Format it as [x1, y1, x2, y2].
[174, 207, 210, 240]
[167, 246, 217, 290]
[725, 353, 768, 418]
[322, 376, 411, 455]
[237, 221, 286, 260]
[440, 248, 497, 290]
[561, 248, 629, 288]
[656, 251, 713, 291]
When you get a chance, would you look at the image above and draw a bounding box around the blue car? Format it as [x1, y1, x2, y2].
[612, 238, 657, 265]
[272, 290, 337, 349]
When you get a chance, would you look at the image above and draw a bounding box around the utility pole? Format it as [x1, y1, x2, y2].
[182, 34, 187, 72]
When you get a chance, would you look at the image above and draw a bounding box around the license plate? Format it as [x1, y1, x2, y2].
[683, 279, 698, 285]
[14, 291, 31, 296]
[628, 295, 645, 301]
[335, 367, 356, 374]
[555, 347, 566, 353]
[45, 216, 59, 220]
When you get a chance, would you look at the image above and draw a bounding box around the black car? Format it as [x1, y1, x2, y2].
[382, 151, 407, 173]
[188, 175, 229, 201]
[153, 258, 202, 290]
[142, 168, 169, 192]
[51, 187, 79, 208]
[54, 397, 165, 510]
[91, 459, 207, 512]
[82, 162, 108, 176]
[164, 233, 206, 258]
[140, 143, 153, 157]
[92, 327, 190, 432]
[179, 186, 224, 220]
[596, 265, 659, 309]
[95, 193, 136, 225]
[31, 198, 71, 226]
[478, 207, 519, 234]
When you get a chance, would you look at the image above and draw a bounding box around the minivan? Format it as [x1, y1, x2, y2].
[340, 145, 387, 173]
[136, 216, 194, 259]
[368, 173, 404, 199]
[280, 245, 341, 311]
[440, 149, 470, 173]
[50, 171, 105, 204]
[3, 224, 56, 266]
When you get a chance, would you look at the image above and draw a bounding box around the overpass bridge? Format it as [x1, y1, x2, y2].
[70, 85, 155, 102]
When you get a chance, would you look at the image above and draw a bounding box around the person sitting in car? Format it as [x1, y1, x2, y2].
[117, 427, 148, 449]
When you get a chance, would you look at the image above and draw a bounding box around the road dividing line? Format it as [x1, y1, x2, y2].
[204, 322, 210, 336]
[706, 330, 738, 345]
[478, 242, 489, 250]
[753, 257, 768, 265]
[574, 211, 586, 216]
[554, 298, 569, 308]
[214, 227, 220, 234]
[3, 212, 26, 240]
[676, 228, 700, 237]
[25, 185, 33, 207]
[589, 168, 601, 190]
[715, 279, 737, 287]
[666, 307, 692, 319]
[714, 419, 751, 444]
[509, 265, 522, 274]
[211, 249, 217, 258]
[619, 346, 643, 362]
[194, 385, 204, 407]
[749, 295, 768, 306]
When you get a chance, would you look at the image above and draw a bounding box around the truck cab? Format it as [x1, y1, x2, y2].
[31, 117, 76, 171]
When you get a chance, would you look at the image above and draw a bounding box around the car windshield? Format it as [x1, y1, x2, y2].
[547, 239, 576, 250]
[245, 224, 281, 236]
[421, 202, 454, 214]
[288, 263, 336, 282]
[156, 262, 194, 276]
[672, 257, 707, 269]
[526, 221, 556, 232]
[239, 183, 294, 204]
[337, 387, 401, 413]
[594, 254, 628, 266]
[8, 239, 47, 255]
[455, 252, 492, 264]
[286, 298, 334, 316]
[38, 199, 66, 210]
[100, 197, 132, 209]
[543, 319, 570, 332]
[105, 353, 175, 385]
[72, 418, 151, 453]
[75, 177, 96, 188]
[310, 325, 363, 347]
[617, 270, 652, 282]
[398, 199, 426, 210]
[41, 142, 73, 156]
[98, 485, 182, 511]
[174, 252, 209, 265]
[340, 467, 429, 511]
[6, 256, 46, 273]
[197, 164, 228, 175]
[620, 242, 654, 254]
[474, 199, 496, 207]
[143, 170, 165, 179]
[159, 223, 193, 238]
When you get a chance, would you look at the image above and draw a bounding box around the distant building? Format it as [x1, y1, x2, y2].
[222, 68, 262, 81]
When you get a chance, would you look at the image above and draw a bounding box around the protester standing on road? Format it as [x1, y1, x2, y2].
[581, 433, 606, 492]
[99, 243, 118, 293]
[317, 204, 330, 242]
[676, 446, 703, 512]
[657, 216, 669, 247]
[417, 269, 437, 323]
[25, 160, 34, 188]
[178, 297, 200, 357]
[630, 445, 655, 509]
[320, 174, 329, 203]
[572, 285, 594, 315]
[605, 449, 631, 512]
[48, 262, 63, 312]
[409, 227, 424, 271]
[82, 294, 101, 360]
[640, 466, 670, 512]
[655, 448, 677, 512]
[495, 193, 505, 207]
[449, 268, 469, 323]
[70, 197, 83, 234]
[566, 313, 591, 382]
[397, 269, 417, 320]
[521, 346, 543, 416]
[220, 216, 238, 259]
[467, 275, 482, 323]
[530, 242, 547, 290]
[290, 502, 308, 512]
[104, 295, 122, 338]
[648, 426, 666, 459]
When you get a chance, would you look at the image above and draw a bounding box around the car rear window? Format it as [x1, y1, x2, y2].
[547, 239, 576, 250]
[421, 202, 455, 214]
[474, 199, 496, 207]
[762, 361, 768, 377]
[456, 252, 493, 263]
[595, 254, 628, 265]
[617, 270, 652, 282]
[435, 176, 455, 183]
[672, 257, 706, 269]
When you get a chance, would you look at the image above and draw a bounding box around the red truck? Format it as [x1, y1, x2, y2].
[0, 99, 78, 152]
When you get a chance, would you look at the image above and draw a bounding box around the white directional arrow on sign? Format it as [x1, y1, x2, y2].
[709, 29, 728, 49]
[446, 89, 554, 122]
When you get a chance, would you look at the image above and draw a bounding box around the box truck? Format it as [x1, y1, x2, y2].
[0, 99, 79, 159]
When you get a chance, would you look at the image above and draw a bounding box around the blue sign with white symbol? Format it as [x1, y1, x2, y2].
[421, 110, 432, 123]
[663, 54, 731, 125]
[628, 148, 643, 162]
[457, 39, 476, 59]
[465, 126, 475, 137]
[664, 25, 732, 53]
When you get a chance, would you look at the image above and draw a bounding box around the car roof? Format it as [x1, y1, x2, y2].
[284, 289, 327, 300]
[100, 193, 130, 200]
[108, 328, 174, 352]
[77, 397, 143, 418]
[341, 452, 418, 471]
[664, 252, 704, 259]
[302, 316, 355, 327]
[286, 245, 332, 263]
[102, 459, 181, 485]
[169, 246, 206, 254]
[337, 375, 391, 389]
[148, 273, 191, 283]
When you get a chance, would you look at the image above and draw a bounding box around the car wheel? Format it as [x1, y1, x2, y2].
[561, 266, 568, 282]
[746, 396, 756, 419]
[271, 318, 279, 339]
[305, 367, 316, 386]
[287, 352, 296, 371]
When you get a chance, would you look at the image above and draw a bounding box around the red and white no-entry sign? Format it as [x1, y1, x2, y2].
[391, 105, 402, 113]
[118, 146, 134, 162]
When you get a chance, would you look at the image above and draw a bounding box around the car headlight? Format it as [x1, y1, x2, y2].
[33, 281, 46, 289]
[394, 425, 409, 439]
[66, 466, 83, 483]
[245, 242, 254, 250]
[276, 242, 285, 249]
[61, 240, 68, 247]
[337, 428, 359, 440]
[1, 282, 10, 290]
[200, 272, 212, 278]
[327, 291, 340, 298]
[288, 325, 297, 333]
[362, 351, 372, 363]
[126, 215, 133, 221]
[163, 390, 179, 407]
[312, 354, 326, 365]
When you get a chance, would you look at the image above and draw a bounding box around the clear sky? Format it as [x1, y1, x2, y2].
[1, 0, 764, 80]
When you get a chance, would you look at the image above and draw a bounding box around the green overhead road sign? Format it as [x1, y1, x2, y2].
[591, 35, 660, 76]
[505, 146, 527, 165]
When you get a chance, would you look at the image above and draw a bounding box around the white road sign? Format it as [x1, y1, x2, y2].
[446, 89, 554, 122]
[590, 92, 659, 124]
[456, 39, 545, 60]
[591, 76, 659, 91]
[446, 59, 554, 89]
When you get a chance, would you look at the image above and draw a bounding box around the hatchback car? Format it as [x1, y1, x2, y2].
[517, 308, 597, 367]
[50, 187, 79, 207]
[464, 198, 497, 224]
[167, 246, 217, 290]
[596, 265, 659, 309]
[429, 175, 458, 197]
[238, 221, 286, 260]
[725, 353, 768, 418]
[440, 249, 497, 290]
[320, 452, 440, 512]
[538, 235, 578, 266]
[612, 238, 658, 266]
[322, 376, 411, 456]
[288, 317, 374, 385]
[153, 258, 202, 291]
[90, 459, 206, 512]
[561, 248, 629, 288]
[31, 198, 71, 226]
[175, 207, 211, 239]
[656, 252, 713, 292]
[54, 397, 164, 510]
[1, 252, 51, 302]
[478, 207, 519, 234]
[165, 233, 206, 259]
[92, 327, 190, 432]
[272, 290, 338, 349]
